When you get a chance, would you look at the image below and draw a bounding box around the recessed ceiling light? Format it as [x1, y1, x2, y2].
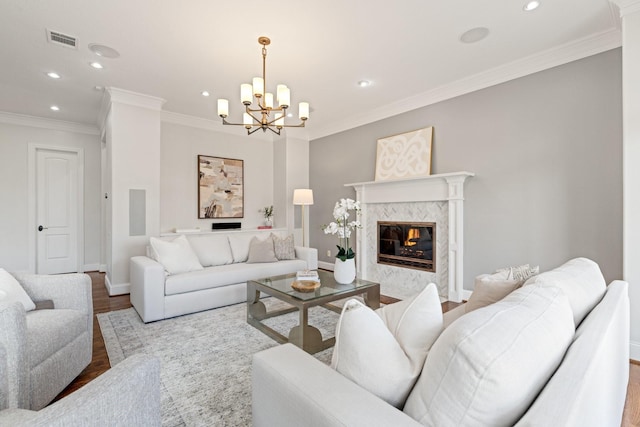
[46, 72, 61, 79]
[90, 62, 103, 69]
[287, 113, 293, 118]
[88, 43, 120, 58]
[523, 1, 540, 11]
[50, 105, 60, 111]
[460, 27, 490, 44]
[201, 91, 210, 97]
[358, 80, 371, 88]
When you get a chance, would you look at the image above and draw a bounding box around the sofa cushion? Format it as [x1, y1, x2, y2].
[164, 259, 307, 295]
[188, 235, 233, 267]
[26, 309, 87, 368]
[271, 233, 296, 260]
[523, 257, 606, 327]
[149, 235, 203, 275]
[331, 283, 443, 408]
[495, 263, 540, 281]
[247, 236, 278, 263]
[0, 268, 35, 312]
[403, 285, 574, 426]
[228, 233, 260, 263]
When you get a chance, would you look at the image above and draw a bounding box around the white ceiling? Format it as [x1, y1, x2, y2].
[0, 0, 621, 139]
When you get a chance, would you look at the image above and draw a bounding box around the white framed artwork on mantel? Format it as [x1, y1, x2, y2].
[374, 126, 433, 182]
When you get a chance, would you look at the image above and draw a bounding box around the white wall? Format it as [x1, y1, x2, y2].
[0, 120, 101, 272]
[160, 122, 275, 232]
[619, 3, 640, 360]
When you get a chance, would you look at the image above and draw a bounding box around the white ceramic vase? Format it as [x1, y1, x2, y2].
[333, 258, 356, 284]
[264, 217, 273, 227]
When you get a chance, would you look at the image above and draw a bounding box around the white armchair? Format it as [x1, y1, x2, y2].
[0, 352, 161, 426]
[0, 272, 92, 410]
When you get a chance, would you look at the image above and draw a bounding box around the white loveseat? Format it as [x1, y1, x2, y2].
[130, 230, 318, 323]
[252, 258, 630, 427]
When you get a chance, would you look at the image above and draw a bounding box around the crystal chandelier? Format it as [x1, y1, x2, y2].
[217, 36, 309, 135]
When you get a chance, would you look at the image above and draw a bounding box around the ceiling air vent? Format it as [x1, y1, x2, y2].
[46, 29, 77, 49]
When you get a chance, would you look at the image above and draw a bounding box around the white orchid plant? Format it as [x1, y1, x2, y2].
[323, 198, 361, 261]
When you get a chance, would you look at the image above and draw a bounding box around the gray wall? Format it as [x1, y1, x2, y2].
[310, 49, 622, 288]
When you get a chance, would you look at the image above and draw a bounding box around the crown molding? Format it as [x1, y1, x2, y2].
[0, 111, 100, 135]
[106, 87, 166, 111]
[309, 28, 622, 140]
[611, 0, 640, 16]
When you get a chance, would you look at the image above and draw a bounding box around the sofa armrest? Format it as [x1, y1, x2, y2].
[0, 354, 161, 426]
[294, 246, 318, 270]
[13, 273, 91, 315]
[252, 344, 422, 427]
[0, 304, 29, 409]
[130, 256, 166, 323]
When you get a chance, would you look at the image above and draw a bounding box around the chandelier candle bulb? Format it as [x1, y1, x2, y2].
[241, 84, 253, 105]
[299, 102, 309, 120]
[243, 113, 252, 128]
[265, 93, 274, 109]
[278, 86, 290, 108]
[252, 77, 264, 97]
[217, 99, 229, 117]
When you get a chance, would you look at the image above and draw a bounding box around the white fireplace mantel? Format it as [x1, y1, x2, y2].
[346, 172, 474, 302]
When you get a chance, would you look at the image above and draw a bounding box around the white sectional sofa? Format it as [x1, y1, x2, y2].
[252, 258, 630, 427]
[130, 229, 317, 323]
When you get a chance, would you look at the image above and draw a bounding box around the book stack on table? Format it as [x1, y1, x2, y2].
[296, 270, 320, 282]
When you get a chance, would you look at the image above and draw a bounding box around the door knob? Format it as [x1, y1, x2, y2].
[38, 225, 48, 232]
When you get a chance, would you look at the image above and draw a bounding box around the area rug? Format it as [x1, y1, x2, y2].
[97, 299, 339, 427]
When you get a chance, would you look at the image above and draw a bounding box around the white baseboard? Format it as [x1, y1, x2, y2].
[105, 275, 131, 296]
[462, 289, 472, 301]
[99, 264, 107, 273]
[318, 261, 334, 271]
[630, 340, 640, 362]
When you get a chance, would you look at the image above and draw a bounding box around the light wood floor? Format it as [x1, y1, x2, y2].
[56, 272, 640, 426]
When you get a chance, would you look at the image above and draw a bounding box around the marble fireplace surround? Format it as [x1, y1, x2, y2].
[346, 172, 474, 302]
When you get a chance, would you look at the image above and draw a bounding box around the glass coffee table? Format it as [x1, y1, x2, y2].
[247, 270, 380, 354]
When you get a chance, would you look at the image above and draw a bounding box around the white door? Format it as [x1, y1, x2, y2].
[36, 149, 79, 274]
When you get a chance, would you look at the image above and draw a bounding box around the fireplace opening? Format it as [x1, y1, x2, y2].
[378, 221, 435, 272]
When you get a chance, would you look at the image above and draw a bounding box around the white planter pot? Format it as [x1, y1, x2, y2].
[334, 258, 356, 284]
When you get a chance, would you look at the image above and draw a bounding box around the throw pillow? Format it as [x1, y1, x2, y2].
[271, 233, 296, 260]
[331, 283, 443, 408]
[188, 235, 234, 267]
[246, 236, 278, 263]
[149, 235, 203, 275]
[496, 263, 540, 281]
[0, 268, 36, 312]
[403, 285, 574, 426]
[227, 234, 256, 263]
[465, 272, 522, 313]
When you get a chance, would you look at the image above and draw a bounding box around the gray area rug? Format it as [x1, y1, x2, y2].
[97, 299, 339, 426]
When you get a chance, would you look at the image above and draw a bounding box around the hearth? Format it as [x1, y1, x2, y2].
[378, 221, 435, 272]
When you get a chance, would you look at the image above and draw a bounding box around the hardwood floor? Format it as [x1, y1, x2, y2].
[55, 273, 640, 426]
[53, 271, 131, 401]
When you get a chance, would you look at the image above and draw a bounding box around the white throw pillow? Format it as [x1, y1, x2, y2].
[331, 283, 443, 408]
[0, 268, 36, 311]
[523, 257, 606, 327]
[246, 236, 278, 263]
[227, 234, 258, 263]
[403, 285, 574, 426]
[188, 235, 233, 267]
[149, 235, 203, 275]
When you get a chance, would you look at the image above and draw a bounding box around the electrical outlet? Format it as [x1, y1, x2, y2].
[326, 249, 332, 257]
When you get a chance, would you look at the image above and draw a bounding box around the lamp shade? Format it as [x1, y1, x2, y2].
[293, 189, 314, 205]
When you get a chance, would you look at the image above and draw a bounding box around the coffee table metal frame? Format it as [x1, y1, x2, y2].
[247, 271, 380, 354]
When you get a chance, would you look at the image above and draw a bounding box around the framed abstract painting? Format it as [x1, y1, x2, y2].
[198, 155, 244, 218]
